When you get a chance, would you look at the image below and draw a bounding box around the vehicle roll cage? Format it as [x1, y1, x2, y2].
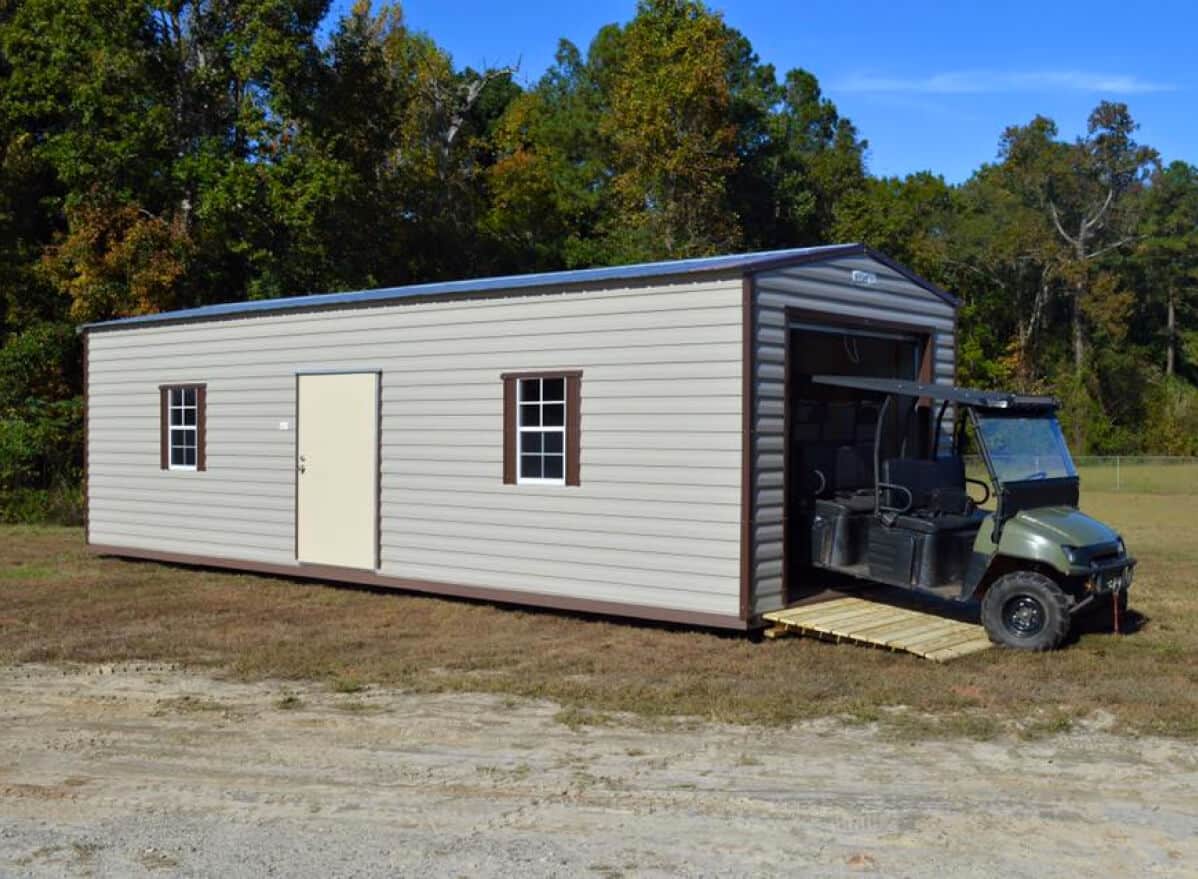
[811, 375, 1058, 518]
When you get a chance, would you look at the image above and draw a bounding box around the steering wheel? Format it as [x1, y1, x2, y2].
[1026, 471, 1048, 481]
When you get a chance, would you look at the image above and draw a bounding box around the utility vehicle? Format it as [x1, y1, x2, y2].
[798, 375, 1135, 650]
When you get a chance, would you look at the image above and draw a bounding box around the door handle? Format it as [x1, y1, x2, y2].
[298, 454, 307, 474]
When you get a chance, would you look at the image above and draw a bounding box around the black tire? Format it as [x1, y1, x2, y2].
[981, 571, 1071, 651]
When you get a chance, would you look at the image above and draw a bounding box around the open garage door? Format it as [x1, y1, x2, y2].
[785, 321, 929, 600]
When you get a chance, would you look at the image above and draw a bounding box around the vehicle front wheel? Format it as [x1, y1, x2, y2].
[981, 571, 1071, 651]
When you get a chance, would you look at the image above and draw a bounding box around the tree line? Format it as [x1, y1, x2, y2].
[1, 0, 1196, 519]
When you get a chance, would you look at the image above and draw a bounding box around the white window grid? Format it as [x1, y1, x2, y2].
[517, 377, 566, 485]
[168, 386, 198, 471]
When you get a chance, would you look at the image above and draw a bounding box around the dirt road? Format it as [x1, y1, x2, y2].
[0, 664, 1195, 877]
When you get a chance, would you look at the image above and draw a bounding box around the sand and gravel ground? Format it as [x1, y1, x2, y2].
[1, 663, 1195, 878]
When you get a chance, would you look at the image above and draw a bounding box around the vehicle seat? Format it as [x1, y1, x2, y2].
[832, 445, 876, 512]
[880, 457, 974, 517]
[891, 511, 985, 533]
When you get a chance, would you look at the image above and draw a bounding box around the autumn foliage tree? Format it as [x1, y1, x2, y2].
[0, 0, 1196, 517]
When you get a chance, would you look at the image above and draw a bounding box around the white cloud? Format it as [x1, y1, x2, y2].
[836, 70, 1174, 96]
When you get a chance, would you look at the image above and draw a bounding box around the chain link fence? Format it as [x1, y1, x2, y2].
[965, 455, 1198, 494]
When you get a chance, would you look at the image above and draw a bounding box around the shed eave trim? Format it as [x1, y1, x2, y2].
[78, 244, 868, 333]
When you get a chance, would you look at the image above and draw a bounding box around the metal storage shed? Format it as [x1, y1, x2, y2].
[81, 243, 957, 629]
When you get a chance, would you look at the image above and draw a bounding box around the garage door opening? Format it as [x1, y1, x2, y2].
[784, 322, 929, 600]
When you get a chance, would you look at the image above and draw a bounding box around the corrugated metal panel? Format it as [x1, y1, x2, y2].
[81, 244, 869, 332]
[748, 255, 957, 616]
[86, 276, 745, 618]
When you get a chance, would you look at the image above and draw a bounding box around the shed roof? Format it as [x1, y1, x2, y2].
[80, 242, 956, 332]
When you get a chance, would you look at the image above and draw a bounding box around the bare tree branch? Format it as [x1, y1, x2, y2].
[424, 65, 518, 157]
[1048, 201, 1079, 249]
[1084, 235, 1143, 262]
[1080, 187, 1115, 238]
[944, 258, 1007, 291]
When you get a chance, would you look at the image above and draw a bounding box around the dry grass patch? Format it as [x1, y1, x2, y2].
[1, 490, 1196, 738]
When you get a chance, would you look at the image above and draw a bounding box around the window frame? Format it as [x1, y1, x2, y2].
[516, 376, 568, 486]
[159, 383, 207, 472]
[502, 371, 581, 487]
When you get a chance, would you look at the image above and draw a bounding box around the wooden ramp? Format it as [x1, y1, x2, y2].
[762, 596, 993, 662]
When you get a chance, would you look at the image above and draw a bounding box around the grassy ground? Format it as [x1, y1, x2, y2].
[1074, 460, 1198, 494]
[1, 489, 1196, 738]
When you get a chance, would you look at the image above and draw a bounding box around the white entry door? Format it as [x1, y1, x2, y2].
[296, 372, 379, 569]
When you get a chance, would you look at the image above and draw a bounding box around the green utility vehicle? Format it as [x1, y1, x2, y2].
[800, 375, 1135, 650]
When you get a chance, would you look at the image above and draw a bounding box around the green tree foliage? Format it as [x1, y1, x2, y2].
[485, 0, 866, 266]
[1137, 161, 1198, 379]
[0, 0, 1196, 519]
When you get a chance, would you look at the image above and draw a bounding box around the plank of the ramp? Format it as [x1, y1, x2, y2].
[883, 618, 973, 646]
[899, 631, 989, 660]
[765, 598, 878, 626]
[923, 637, 994, 662]
[763, 595, 993, 661]
[802, 607, 911, 638]
[775, 603, 941, 643]
[856, 616, 969, 646]
[899, 619, 988, 647]
[892, 622, 988, 652]
[786, 600, 908, 628]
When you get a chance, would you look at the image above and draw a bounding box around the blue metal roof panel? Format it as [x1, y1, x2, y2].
[80, 243, 951, 331]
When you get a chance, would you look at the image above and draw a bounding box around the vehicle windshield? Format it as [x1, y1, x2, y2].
[974, 413, 1077, 483]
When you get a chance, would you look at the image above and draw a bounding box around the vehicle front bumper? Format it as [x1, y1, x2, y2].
[1084, 556, 1137, 594]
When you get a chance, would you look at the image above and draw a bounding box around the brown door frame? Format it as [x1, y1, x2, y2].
[780, 308, 936, 605]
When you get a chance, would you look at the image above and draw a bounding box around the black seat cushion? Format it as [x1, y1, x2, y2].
[819, 492, 876, 514]
[894, 510, 986, 533]
[928, 486, 972, 515]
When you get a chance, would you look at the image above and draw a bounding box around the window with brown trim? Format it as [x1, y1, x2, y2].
[502, 372, 580, 486]
[160, 384, 206, 471]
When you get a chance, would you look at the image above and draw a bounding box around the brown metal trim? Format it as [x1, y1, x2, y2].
[503, 371, 583, 487]
[86, 544, 751, 631]
[502, 376, 517, 484]
[566, 373, 582, 487]
[159, 386, 169, 470]
[159, 383, 207, 472]
[780, 312, 791, 605]
[739, 275, 754, 621]
[917, 332, 937, 411]
[293, 373, 300, 561]
[500, 370, 584, 380]
[195, 385, 207, 471]
[376, 371, 383, 571]
[82, 332, 89, 544]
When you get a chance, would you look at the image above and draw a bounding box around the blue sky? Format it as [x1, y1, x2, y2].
[323, 0, 1195, 183]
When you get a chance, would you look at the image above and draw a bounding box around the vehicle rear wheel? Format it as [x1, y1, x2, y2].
[981, 571, 1071, 651]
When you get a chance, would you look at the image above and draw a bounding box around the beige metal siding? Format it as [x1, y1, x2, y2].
[86, 277, 745, 618]
[749, 255, 957, 615]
